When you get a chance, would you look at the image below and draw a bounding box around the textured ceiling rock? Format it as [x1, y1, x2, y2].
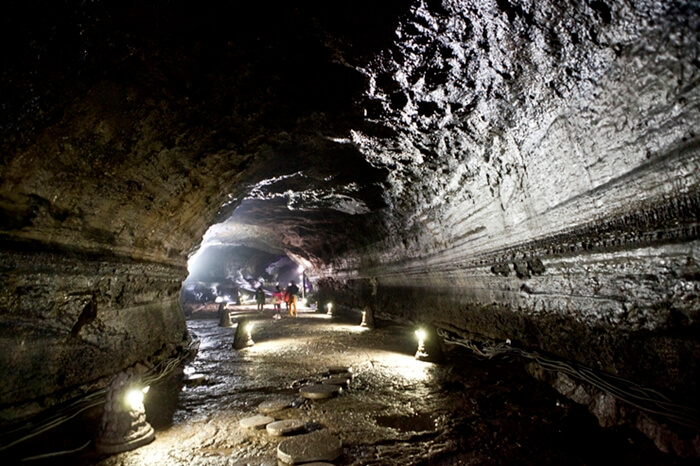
[0, 0, 699, 438]
[0, 0, 397, 265]
[337, 0, 699, 269]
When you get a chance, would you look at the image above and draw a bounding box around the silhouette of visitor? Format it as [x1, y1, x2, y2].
[286, 281, 299, 317]
[255, 285, 265, 312]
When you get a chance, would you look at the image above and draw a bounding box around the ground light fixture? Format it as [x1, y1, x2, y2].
[125, 386, 149, 411]
[327, 302, 333, 316]
[233, 319, 255, 349]
[360, 306, 375, 328]
[246, 323, 255, 346]
[95, 373, 154, 454]
[415, 328, 429, 360]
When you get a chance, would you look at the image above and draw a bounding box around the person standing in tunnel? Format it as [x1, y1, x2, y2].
[255, 285, 265, 312]
[272, 285, 283, 319]
[286, 281, 299, 317]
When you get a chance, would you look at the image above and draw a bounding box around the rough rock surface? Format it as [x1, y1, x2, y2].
[0, 0, 698, 449]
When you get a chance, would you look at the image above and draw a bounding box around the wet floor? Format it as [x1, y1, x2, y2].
[25, 306, 689, 465]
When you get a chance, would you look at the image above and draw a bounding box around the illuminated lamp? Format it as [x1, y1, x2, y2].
[414, 329, 429, 360]
[95, 373, 154, 454]
[326, 302, 333, 316]
[218, 303, 232, 327]
[413, 325, 444, 362]
[233, 319, 255, 349]
[360, 306, 375, 328]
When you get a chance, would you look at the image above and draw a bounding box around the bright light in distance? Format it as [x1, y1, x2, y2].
[415, 329, 426, 342]
[125, 388, 145, 411]
[215, 296, 224, 303]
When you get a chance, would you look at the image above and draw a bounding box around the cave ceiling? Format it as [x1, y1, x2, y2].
[1, 0, 698, 274]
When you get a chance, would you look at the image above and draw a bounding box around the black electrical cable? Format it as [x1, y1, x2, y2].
[20, 440, 91, 462]
[437, 328, 700, 430]
[0, 337, 199, 452]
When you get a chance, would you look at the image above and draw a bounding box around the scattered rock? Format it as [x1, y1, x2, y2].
[527, 258, 546, 275]
[513, 261, 531, 279]
[491, 263, 511, 276]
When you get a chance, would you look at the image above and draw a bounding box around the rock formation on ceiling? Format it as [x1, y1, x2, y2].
[0, 0, 698, 448]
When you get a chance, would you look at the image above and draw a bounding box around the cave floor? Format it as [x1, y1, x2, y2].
[80, 306, 683, 465]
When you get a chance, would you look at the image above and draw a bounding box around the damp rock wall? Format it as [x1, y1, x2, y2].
[0, 245, 187, 424]
[319, 0, 700, 407]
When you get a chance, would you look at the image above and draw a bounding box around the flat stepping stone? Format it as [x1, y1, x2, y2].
[321, 375, 351, 387]
[239, 414, 275, 430]
[266, 419, 305, 436]
[258, 397, 295, 414]
[299, 384, 341, 400]
[277, 430, 342, 464]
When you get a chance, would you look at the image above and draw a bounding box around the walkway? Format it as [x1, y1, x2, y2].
[93, 307, 677, 465]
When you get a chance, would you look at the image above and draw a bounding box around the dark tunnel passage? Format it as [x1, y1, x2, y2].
[1, 0, 700, 464]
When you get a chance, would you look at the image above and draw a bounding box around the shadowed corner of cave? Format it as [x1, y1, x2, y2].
[1, 0, 700, 465]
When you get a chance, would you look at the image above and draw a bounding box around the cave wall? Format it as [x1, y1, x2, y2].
[0, 0, 698, 433]
[0, 246, 186, 423]
[320, 0, 700, 404]
[0, 68, 244, 420]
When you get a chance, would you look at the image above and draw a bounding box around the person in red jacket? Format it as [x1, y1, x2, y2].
[272, 285, 284, 320]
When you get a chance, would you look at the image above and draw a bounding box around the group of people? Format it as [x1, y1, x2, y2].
[254, 281, 300, 318]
